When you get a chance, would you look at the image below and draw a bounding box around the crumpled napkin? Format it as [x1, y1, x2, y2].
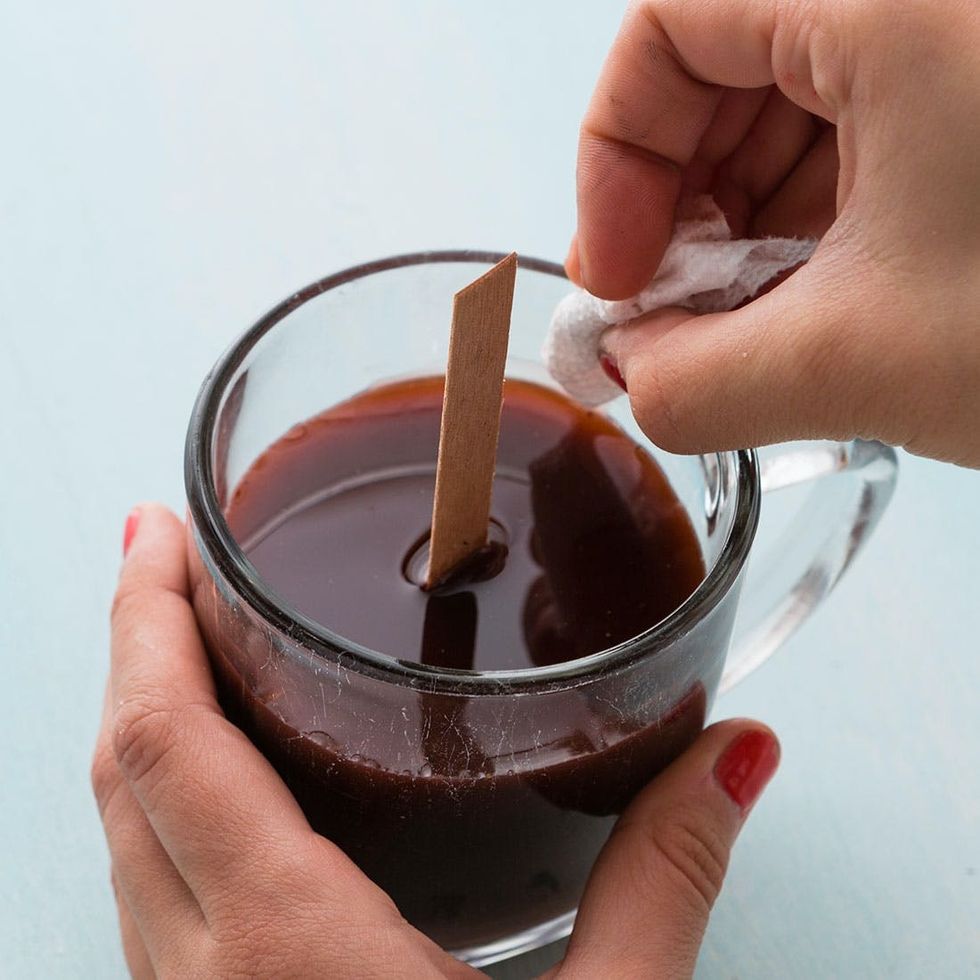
[543, 195, 817, 405]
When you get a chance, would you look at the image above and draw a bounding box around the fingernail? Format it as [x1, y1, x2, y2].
[123, 508, 141, 557]
[714, 729, 780, 811]
[598, 353, 627, 392]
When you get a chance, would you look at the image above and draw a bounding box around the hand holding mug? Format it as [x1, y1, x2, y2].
[93, 504, 779, 978]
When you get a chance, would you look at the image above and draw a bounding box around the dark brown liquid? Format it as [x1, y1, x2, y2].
[213, 377, 712, 950]
[228, 376, 704, 672]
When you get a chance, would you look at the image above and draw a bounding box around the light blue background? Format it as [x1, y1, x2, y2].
[1, 3, 977, 977]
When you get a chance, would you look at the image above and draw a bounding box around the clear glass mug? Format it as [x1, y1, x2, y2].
[185, 252, 897, 967]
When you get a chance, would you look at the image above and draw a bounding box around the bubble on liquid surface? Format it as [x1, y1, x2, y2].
[401, 518, 510, 588]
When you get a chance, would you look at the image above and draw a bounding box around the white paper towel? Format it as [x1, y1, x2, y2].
[543, 196, 817, 405]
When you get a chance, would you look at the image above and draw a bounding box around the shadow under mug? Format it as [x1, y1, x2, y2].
[185, 252, 897, 967]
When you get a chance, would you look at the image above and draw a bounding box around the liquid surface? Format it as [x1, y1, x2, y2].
[227, 376, 705, 671]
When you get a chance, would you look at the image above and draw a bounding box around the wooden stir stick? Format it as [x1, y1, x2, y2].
[425, 253, 518, 589]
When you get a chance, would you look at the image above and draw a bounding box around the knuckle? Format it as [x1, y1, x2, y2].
[636, 807, 730, 913]
[90, 741, 125, 817]
[111, 695, 182, 793]
[109, 582, 142, 628]
[111, 582, 187, 634]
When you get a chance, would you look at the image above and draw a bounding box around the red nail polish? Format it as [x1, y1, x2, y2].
[123, 509, 140, 557]
[714, 730, 780, 810]
[598, 354, 627, 392]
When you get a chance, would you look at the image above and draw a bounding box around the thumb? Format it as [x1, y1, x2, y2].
[600, 261, 913, 455]
[555, 720, 779, 980]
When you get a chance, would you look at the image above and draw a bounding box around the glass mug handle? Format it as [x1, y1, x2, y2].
[719, 439, 898, 694]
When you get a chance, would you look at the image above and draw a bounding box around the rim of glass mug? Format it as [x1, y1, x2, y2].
[184, 250, 761, 694]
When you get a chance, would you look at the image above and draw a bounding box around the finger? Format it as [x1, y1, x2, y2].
[559, 719, 779, 979]
[715, 89, 822, 233]
[109, 504, 366, 918]
[575, 4, 720, 299]
[576, 0, 836, 299]
[684, 87, 773, 236]
[599, 252, 924, 454]
[566, 87, 769, 279]
[112, 870, 156, 980]
[683, 86, 772, 196]
[750, 125, 839, 239]
[93, 681, 203, 963]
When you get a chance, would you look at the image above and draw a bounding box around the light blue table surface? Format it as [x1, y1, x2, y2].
[2, 3, 978, 977]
